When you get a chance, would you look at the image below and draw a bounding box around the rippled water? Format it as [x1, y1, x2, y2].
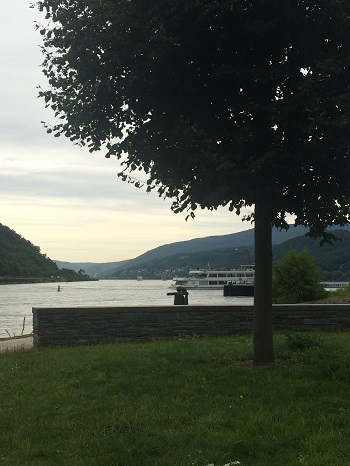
[0, 280, 253, 338]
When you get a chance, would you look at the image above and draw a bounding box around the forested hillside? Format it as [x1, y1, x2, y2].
[0, 224, 89, 281]
[112, 246, 255, 280]
[110, 230, 350, 281]
[72, 224, 348, 278]
[124, 225, 311, 267]
[4, 221, 349, 282]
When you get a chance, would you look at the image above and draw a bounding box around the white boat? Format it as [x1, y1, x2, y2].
[170, 265, 255, 290]
[320, 281, 349, 289]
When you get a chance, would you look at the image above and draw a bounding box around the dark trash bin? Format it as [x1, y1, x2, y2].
[167, 286, 189, 305]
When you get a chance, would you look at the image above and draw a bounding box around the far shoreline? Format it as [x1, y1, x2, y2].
[0, 277, 98, 285]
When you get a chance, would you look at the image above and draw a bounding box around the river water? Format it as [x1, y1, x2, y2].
[0, 280, 253, 338]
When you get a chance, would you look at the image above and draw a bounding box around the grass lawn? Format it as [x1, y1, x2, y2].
[1, 332, 350, 466]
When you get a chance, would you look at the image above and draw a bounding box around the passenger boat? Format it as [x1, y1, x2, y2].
[170, 265, 255, 291]
[320, 281, 349, 289]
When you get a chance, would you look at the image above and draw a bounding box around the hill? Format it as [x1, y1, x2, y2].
[109, 229, 350, 281]
[60, 224, 315, 278]
[55, 224, 350, 279]
[3, 221, 349, 281]
[0, 224, 90, 283]
[108, 225, 350, 279]
[118, 224, 311, 269]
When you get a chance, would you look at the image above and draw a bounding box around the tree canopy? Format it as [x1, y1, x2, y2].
[35, 0, 350, 363]
[35, 0, 350, 233]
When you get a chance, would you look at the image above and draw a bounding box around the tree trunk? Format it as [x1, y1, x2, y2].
[253, 200, 275, 364]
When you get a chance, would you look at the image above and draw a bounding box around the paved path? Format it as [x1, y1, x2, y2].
[0, 335, 33, 352]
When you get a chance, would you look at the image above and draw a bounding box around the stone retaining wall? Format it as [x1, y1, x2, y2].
[32, 304, 350, 347]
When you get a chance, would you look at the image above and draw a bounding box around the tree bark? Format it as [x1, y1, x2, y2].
[253, 200, 275, 364]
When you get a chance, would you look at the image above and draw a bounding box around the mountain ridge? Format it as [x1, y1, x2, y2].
[55, 224, 350, 278]
[1, 221, 349, 281]
[110, 229, 350, 281]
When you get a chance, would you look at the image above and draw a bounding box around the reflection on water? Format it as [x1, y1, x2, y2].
[0, 280, 253, 338]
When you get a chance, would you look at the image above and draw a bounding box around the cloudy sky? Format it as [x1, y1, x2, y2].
[0, 1, 253, 263]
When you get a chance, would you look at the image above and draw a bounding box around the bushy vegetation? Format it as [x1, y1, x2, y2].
[273, 249, 328, 303]
[311, 283, 350, 304]
[1, 333, 350, 465]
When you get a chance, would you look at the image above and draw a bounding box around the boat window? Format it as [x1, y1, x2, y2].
[209, 273, 218, 277]
[209, 281, 218, 285]
[218, 273, 227, 277]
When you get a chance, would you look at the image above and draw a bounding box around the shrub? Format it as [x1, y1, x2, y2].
[273, 248, 328, 303]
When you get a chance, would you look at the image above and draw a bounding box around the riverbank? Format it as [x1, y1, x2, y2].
[0, 335, 33, 352]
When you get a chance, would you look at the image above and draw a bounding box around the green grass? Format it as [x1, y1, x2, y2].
[1, 333, 350, 465]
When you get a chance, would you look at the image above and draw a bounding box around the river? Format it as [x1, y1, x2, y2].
[0, 280, 253, 338]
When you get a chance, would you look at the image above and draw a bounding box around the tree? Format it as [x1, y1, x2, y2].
[35, 0, 350, 364]
[273, 249, 327, 303]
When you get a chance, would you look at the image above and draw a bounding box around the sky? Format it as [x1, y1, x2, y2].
[0, 1, 254, 263]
